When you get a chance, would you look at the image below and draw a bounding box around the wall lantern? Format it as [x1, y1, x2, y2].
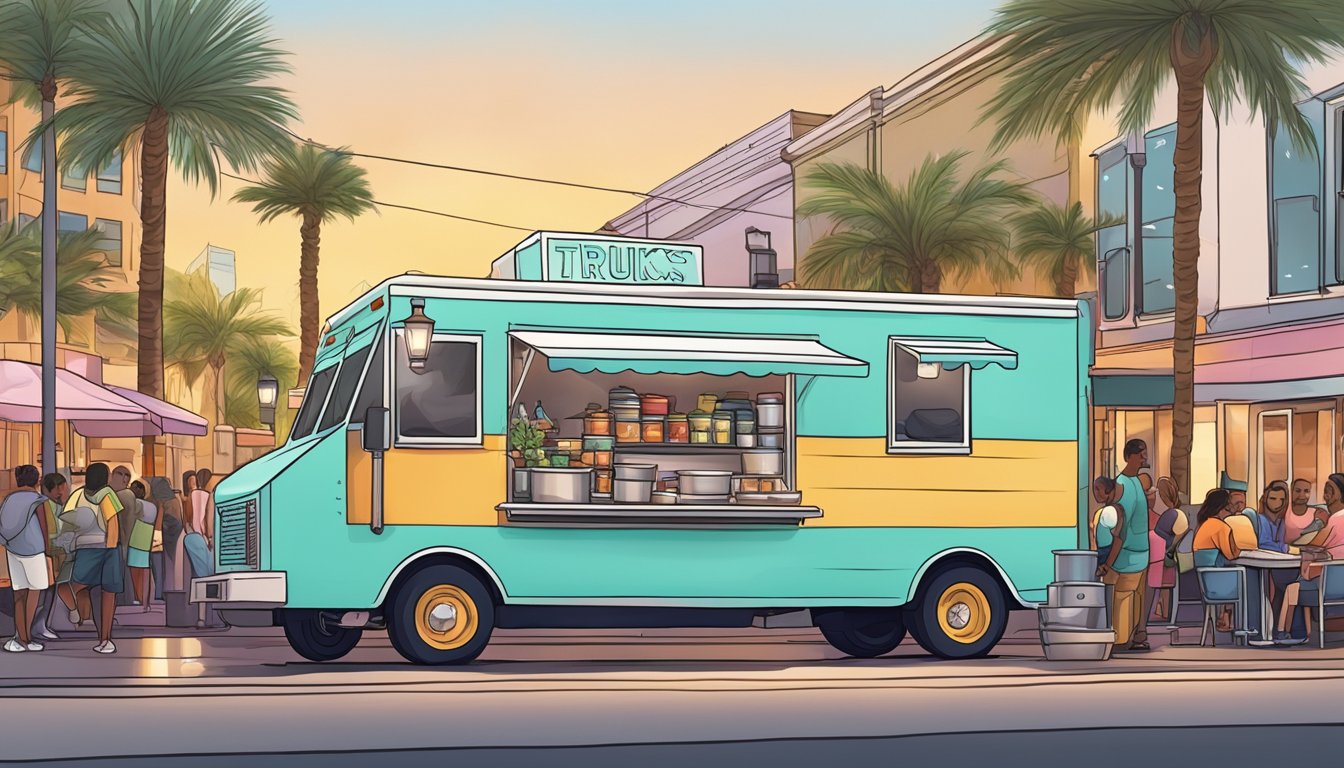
[401, 298, 435, 371]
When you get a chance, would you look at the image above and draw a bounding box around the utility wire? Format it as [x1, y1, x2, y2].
[218, 170, 537, 232]
[279, 126, 795, 222]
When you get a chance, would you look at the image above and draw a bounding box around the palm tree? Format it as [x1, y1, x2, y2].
[1012, 201, 1121, 298]
[231, 143, 374, 383]
[0, 0, 103, 476]
[797, 153, 1029, 293]
[0, 223, 135, 342]
[53, 0, 296, 472]
[224, 337, 299, 432]
[163, 270, 291, 435]
[982, 0, 1344, 495]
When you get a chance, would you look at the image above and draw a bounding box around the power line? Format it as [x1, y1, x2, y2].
[218, 170, 538, 233]
[279, 126, 795, 222]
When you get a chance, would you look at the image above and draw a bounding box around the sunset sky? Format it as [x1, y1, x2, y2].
[166, 0, 999, 328]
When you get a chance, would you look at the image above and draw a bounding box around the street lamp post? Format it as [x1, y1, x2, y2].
[257, 374, 279, 430]
[745, 227, 779, 289]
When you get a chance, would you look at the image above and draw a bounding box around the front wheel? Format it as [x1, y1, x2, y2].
[281, 609, 362, 662]
[818, 608, 907, 658]
[387, 564, 495, 665]
[908, 565, 1009, 659]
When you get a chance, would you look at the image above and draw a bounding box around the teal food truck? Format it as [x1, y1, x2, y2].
[193, 232, 1092, 665]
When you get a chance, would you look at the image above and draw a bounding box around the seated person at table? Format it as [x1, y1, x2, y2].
[1256, 481, 1304, 643]
[1286, 478, 1328, 544]
[1193, 489, 1242, 568]
[1277, 473, 1344, 645]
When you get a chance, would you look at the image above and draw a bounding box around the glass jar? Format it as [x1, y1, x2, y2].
[615, 419, 641, 443]
[666, 413, 689, 443]
[641, 416, 665, 443]
[712, 412, 734, 445]
[697, 393, 720, 413]
[584, 411, 612, 436]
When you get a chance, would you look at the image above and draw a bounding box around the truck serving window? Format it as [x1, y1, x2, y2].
[319, 345, 373, 432]
[291, 365, 337, 440]
[395, 332, 482, 445]
[887, 343, 970, 454]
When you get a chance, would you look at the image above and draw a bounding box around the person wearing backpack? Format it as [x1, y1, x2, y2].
[67, 463, 126, 654]
[2, 465, 51, 653]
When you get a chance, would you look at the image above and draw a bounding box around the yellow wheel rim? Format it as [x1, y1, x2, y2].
[936, 582, 991, 645]
[413, 585, 478, 650]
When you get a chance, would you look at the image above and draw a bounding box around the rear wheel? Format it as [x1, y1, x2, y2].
[281, 609, 362, 662]
[818, 608, 907, 658]
[909, 565, 1008, 659]
[387, 564, 494, 665]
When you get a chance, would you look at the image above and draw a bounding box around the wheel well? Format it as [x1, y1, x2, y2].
[380, 552, 504, 611]
[909, 551, 1023, 609]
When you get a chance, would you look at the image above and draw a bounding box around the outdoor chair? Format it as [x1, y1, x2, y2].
[1304, 562, 1344, 649]
[1196, 567, 1250, 647]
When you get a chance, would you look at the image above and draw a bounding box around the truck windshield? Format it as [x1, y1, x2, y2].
[290, 365, 337, 440]
[318, 345, 372, 432]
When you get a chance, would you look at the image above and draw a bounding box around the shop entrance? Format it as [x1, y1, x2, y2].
[1255, 405, 1335, 502]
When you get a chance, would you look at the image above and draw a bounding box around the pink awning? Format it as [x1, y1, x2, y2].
[108, 385, 208, 436]
[0, 360, 205, 437]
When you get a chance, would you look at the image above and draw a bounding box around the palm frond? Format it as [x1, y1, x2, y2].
[231, 142, 375, 224]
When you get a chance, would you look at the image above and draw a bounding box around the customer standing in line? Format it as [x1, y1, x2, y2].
[192, 469, 215, 551]
[31, 473, 72, 642]
[109, 466, 138, 607]
[70, 463, 126, 654]
[1096, 439, 1151, 652]
[2, 465, 50, 653]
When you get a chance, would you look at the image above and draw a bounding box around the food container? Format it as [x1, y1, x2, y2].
[757, 393, 784, 429]
[689, 410, 713, 443]
[712, 412, 734, 445]
[614, 463, 657, 481]
[581, 451, 612, 467]
[677, 469, 732, 496]
[583, 411, 612, 436]
[1052, 550, 1100, 583]
[549, 454, 571, 468]
[1038, 606, 1109, 630]
[735, 414, 755, 434]
[677, 493, 731, 505]
[614, 419, 641, 443]
[640, 394, 670, 417]
[733, 476, 787, 494]
[1046, 581, 1107, 608]
[583, 435, 614, 451]
[593, 469, 612, 495]
[553, 438, 582, 453]
[697, 393, 720, 413]
[641, 415, 665, 443]
[1039, 625, 1116, 662]
[735, 491, 802, 506]
[740, 449, 783, 476]
[666, 413, 689, 443]
[613, 478, 654, 504]
[757, 430, 784, 448]
[528, 468, 592, 504]
[655, 472, 679, 491]
[735, 432, 757, 448]
[608, 385, 639, 406]
[651, 491, 678, 505]
[725, 390, 750, 402]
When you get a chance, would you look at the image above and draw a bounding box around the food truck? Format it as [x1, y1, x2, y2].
[192, 232, 1093, 665]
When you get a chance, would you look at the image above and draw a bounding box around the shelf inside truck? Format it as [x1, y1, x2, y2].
[497, 502, 821, 526]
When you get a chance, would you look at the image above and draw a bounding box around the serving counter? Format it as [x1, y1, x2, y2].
[497, 502, 822, 527]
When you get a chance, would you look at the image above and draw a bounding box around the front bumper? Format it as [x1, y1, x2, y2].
[191, 571, 287, 606]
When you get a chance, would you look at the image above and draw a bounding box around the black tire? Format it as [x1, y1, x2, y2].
[281, 609, 362, 662]
[818, 608, 907, 658]
[908, 565, 1009, 659]
[387, 564, 495, 665]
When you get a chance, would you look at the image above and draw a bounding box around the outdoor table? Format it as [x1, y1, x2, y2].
[1230, 550, 1301, 646]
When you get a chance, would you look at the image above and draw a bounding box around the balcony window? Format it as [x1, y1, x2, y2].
[61, 163, 87, 192]
[1096, 149, 1129, 320]
[94, 218, 123, 266]
[1139, 125, 1176, 314]
[58, 211, 88, 235]
[1269, 101, 1325, 295]
[97, 151, 122, 194]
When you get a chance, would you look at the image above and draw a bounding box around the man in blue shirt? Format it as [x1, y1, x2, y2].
[1097, 439, 1151, 651]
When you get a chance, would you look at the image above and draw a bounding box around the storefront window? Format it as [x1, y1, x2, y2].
[1096, 149, 1129, 321]
[1292, 411, 1320, 491]
[1224, 403, 1250, 486]
[1269, 101, 1324, 295]
[395, 333, 481, 444]
[887, 343, 968, 453]
[1261, 411, 1291, 487]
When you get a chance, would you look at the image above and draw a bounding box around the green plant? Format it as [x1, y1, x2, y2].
[508, 416, 548, 467]
[1011, 200, 1121, 298]
[0, 223, 135, 342]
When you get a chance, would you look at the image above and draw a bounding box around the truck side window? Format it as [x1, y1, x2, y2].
[291, 365, 337, 440]
[350, 339, 385, 425]
[395, 333, 482, 445]
[887, 344, 969, 454]
[318, 345, 372, 432]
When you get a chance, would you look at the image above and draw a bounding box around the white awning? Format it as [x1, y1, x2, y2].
[509, 330, 868, 378]
[891, 337, 1018, 371]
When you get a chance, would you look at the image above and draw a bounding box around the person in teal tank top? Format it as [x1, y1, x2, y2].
[1097, 439, 1151, 651]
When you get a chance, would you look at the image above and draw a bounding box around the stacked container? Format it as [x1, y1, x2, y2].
[1038, 550, 1116, 661]
[756, 392, 785, 448]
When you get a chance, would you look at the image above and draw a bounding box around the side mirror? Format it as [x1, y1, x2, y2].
[362, 406, 390, 453]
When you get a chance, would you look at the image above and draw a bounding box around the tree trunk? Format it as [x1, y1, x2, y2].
[1168, 20, 1216, 497]
[1057, 255, 1079, 299]
[1066, 134, 1081, 208]
[139, 106, 171, 475]
[919, 257, 942, 294]
[39, 75, 57, 477]
[297, 210, 322, 384]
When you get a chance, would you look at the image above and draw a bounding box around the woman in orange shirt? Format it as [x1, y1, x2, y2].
[1192, 489, 1240, 568]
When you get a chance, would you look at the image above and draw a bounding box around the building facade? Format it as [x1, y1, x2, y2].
[188, 243, 238, 295]
[604, 110, 828, 287]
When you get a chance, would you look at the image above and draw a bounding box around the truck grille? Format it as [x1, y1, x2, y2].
[217, 499, 259, 569]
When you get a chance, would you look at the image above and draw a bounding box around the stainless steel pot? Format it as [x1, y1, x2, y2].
[677, 470, 732, 496]
[1037, 605, 1108, 630]
[740, 449, 782, 475]
[1053, 550, 1100, 583]
[528, 468, 592, 504]
[613, 478, 653, 504]
[614, 463, 657, 481]
[1046, 581, 1107, 608]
